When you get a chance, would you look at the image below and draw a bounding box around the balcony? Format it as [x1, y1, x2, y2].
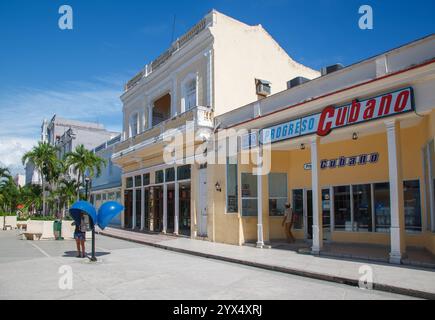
[113, 106, 213, 160]
[125, 16, 210, 92]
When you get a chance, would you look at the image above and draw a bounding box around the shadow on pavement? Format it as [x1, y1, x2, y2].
[63, 251, 111, 258]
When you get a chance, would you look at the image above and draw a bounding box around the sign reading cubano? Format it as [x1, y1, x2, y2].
[260, 87, 414, 144]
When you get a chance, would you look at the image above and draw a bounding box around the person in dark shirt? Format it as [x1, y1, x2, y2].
[73, 213, 87, 258]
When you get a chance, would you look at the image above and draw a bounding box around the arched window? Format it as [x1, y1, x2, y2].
[181, 74, 197, 112]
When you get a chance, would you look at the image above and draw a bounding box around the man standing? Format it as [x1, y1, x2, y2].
[282, 203, 295, 243]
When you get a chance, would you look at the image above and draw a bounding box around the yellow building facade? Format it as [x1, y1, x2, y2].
[209, 35, 435, 264]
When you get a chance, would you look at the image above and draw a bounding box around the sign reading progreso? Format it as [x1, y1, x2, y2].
[260, 87, 414, 144]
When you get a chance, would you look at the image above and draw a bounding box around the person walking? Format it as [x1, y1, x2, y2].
[282, 203, 295, 243]
[73, 213, 87, 258]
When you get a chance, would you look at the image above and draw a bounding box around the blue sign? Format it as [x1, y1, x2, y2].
[260, 113, 321, 144]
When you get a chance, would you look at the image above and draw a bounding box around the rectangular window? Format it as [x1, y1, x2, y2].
[374, 182, 391, 232]
[102, 193, 107, 201]
[116, 192, 121, 202]
[165, 168, 175, 182]
[177, 165, 191, 180]
[404, 180, 422, 232]
[292, 189, 304, 230]
[334, 186, 351, 231]
[226, 157, 238, 213]
[96, 194, 101, 201]
[353, 184, 373, 232]
[268, 173, 287, 216]
[155, 170, 164, 184]
[126, 177, 133, 189]
[143, 173, 150, 186]
[241, 173, 257, 216]
[135, 175, 142, 188]
[108, 192, 115, 201]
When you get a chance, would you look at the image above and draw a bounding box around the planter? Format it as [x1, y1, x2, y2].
[5, 216, 17, 229]
[24, 220, 54, 240]
[1, 216, 17, 230]
[41, 221, 55, 240]
[61, 220, 75, 240]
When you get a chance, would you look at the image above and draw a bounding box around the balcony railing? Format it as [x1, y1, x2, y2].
[124, 17, 209, 92]
[113, 106, 213, 158]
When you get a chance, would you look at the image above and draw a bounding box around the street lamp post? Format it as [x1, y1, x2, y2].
[85, 177, 97, 262]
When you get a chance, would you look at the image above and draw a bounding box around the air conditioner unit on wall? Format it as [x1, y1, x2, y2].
[255, 79, 271, 97]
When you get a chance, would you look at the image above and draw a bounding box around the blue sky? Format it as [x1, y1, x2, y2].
[0, 0, 434, 174]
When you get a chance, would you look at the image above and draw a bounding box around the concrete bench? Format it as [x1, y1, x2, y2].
[23, 232, 43, 240]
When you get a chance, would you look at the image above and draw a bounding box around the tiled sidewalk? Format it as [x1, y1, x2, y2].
[99, 227, 435, 299]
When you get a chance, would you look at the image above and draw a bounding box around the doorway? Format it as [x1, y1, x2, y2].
[153, 187, 163, 232]
[124, 190, 133, 229]
[135, 189, 141, 229]
[167, 184, 175, 233]
[303, 189, 331, 240]
[179, 182, 191, 236]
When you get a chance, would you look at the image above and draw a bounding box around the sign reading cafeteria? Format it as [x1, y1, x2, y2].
[261, 87, 414, 144]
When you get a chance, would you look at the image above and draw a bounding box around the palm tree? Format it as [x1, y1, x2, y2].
[20, 184, 43, 215]
[0, 167, 11, 180]
[22, 142, 59, 215]
[0, 177, 19, 213]
[52, 179, 79, 217]
[65, 144, 107, 200]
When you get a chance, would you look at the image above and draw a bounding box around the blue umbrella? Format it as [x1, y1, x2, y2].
[97, 201, 124, 230]
[69, 201, 98, 226]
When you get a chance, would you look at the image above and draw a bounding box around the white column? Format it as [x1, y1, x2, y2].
[205, 49, 214, 108]
[163, 183, 168, 234]
[256, 147, 264, 248]
[140, 186, 145, 231]
[174, 170, 180, 235]
[132, 189, 136, 230]
[386, 120, 406, 264]
[311, 137, 323, 254]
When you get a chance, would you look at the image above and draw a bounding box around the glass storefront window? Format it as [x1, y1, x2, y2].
[177, 165, 191, 180]
[353, 184, 373, 232]
[334, 186, 351, 231]
[292, 189, 304, 230]
[155, 170, 164, 184]
[96, 194, 101, 201]
[322, 189, 331, 234]
[374, 182, 391, 232]
[404, 180, 422, 232]
[116, 192, 121, 202]
[135, 175, 142, 187]
[226, 157, 238, 213]
[268, 173, 287, 216]
[143, 173, 150, 186]
[241, 173, 257, 216]
[135, 189, 142, 228]
[126, 177, 133, 189]
[165, 168, 175, 182]
[108, 192, 115, 200]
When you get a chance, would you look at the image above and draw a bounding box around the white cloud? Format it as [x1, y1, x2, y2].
[0, 75, 126, 175]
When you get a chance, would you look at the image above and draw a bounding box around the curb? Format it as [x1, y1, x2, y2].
[99, 231, 435, 300]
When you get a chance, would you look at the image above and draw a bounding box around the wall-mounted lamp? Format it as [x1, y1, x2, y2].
[215, 182, 222, 192]
[352, 132, 358, 141]
[300, 144, 306, 150]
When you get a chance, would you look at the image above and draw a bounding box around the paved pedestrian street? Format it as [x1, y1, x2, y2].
[0, 231, 416, 300]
